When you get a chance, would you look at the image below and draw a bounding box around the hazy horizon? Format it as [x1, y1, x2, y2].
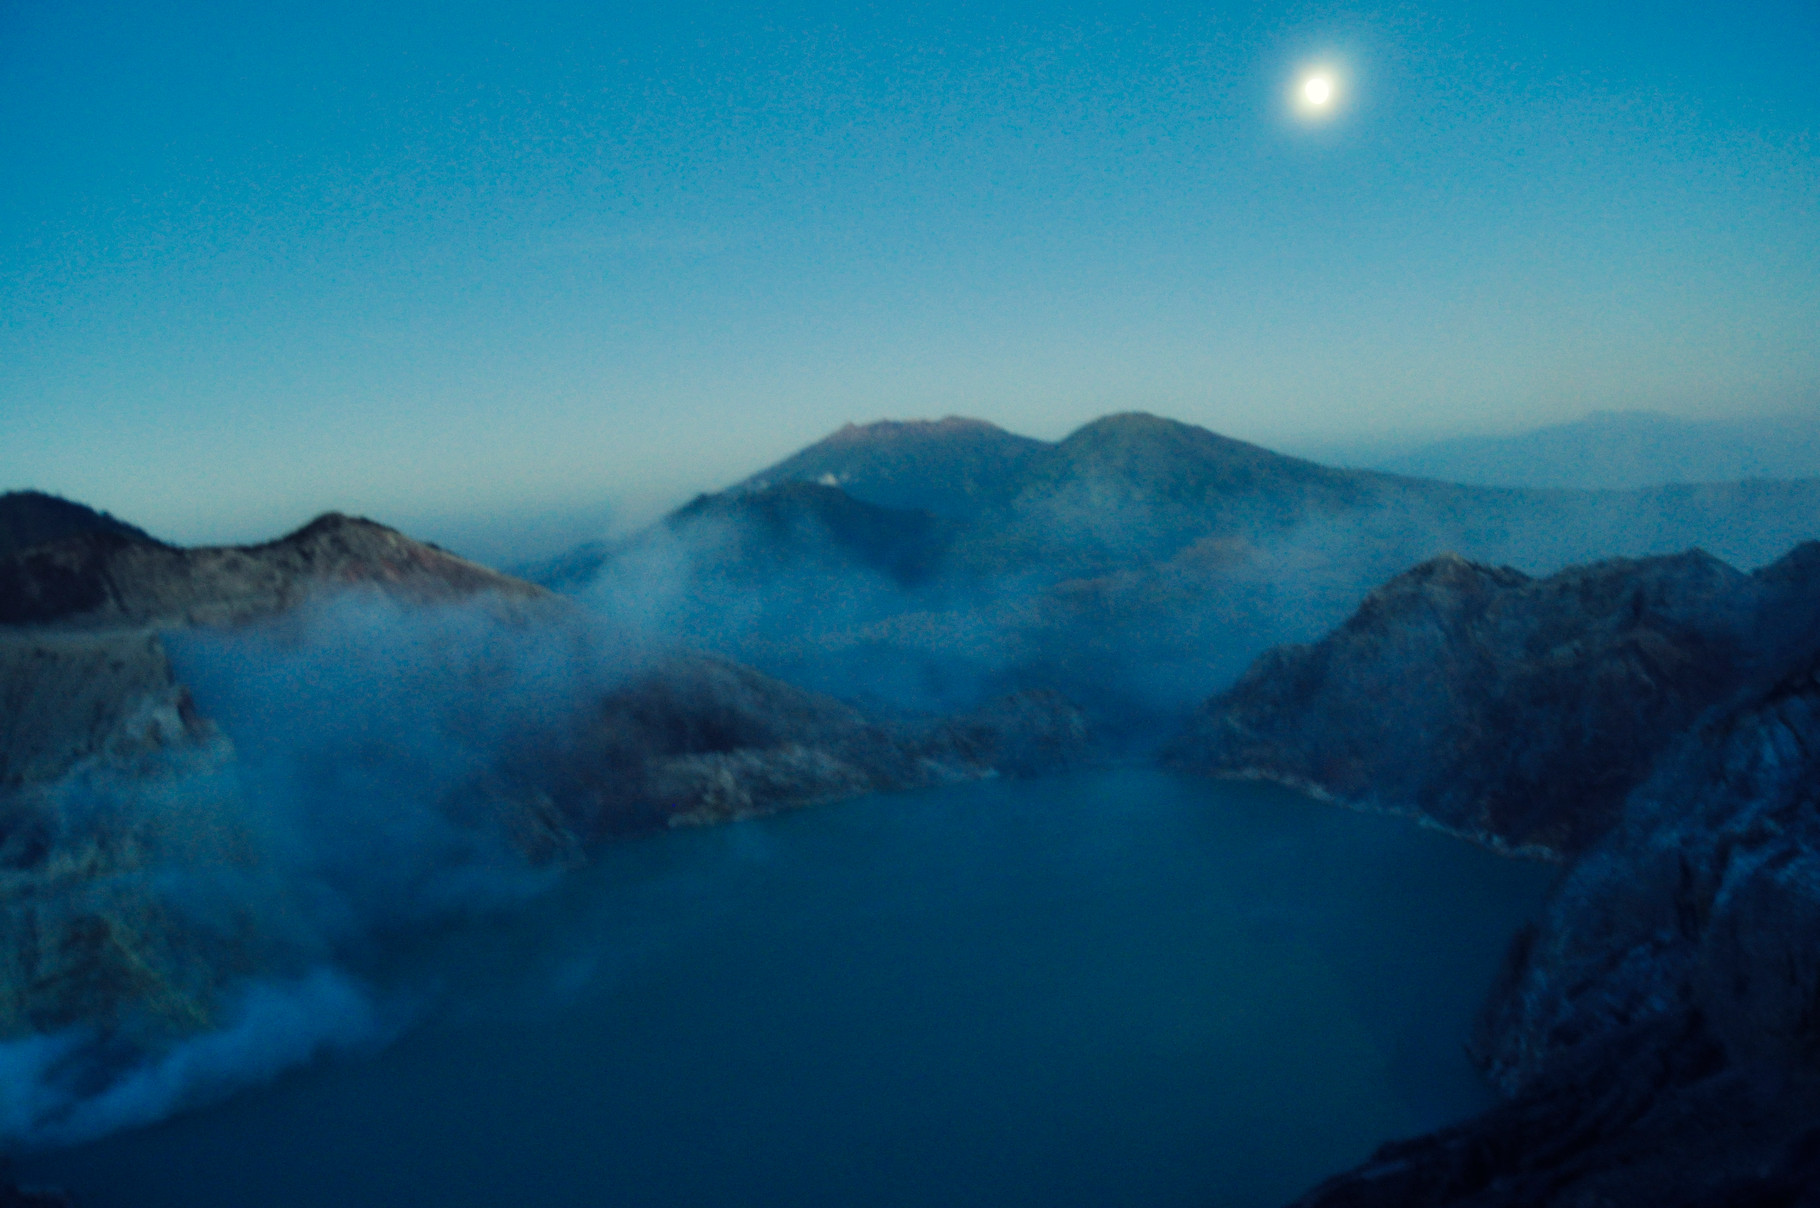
[16, 400, 1820, 564]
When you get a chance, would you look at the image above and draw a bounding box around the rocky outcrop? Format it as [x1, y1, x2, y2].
[0, 630, 247, 1045]
[1167, 545, 1820, 858]
[1482, 639, 1820, 1094]
[509, 658, 1092, 834]
[0, 629, 218, 788]
[1289, 1016, 1820, 1207]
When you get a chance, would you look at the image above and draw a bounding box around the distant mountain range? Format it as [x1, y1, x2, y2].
[522, 411, 1820, 726]
[1360, 408, 1820, 490]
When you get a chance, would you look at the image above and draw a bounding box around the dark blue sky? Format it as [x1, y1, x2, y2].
[4, 0, 1816, 543]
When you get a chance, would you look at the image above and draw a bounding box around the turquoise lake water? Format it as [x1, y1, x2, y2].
[20, 769, 1553, 1207]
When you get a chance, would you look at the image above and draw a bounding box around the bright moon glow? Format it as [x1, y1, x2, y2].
[1303, 75, 1333, 105]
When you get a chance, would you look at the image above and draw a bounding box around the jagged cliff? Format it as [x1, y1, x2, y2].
[1167, 544, 1820, 857]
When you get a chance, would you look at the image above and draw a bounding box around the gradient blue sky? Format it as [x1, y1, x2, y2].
[4, 0, 1817, 548]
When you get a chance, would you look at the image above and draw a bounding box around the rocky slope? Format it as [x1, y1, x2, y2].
[0, 627, 249, 1049]
[553, 659, 1088, 833]
[0, 508, 1093, 1131]
[1167, 544, 1820, 858]
[737, 415, 1047, 518]
[0, 514, 552, 1060]
[1164, 540, 1820, 1203]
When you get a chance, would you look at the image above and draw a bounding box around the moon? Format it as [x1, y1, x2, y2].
[1303, 75, 1334, 106]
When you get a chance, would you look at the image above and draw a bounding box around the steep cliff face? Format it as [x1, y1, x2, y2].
[1482, 640, 1820, 1093]
[1166, 541, 1820, 1204]
[1166, 545, 1820, 857]
[1290, 641, 1820, 1207]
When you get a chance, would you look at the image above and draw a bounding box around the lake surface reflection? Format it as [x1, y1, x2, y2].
[22, 769, 1553, 1208]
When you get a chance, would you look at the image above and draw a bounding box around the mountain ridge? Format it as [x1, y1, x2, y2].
[0, 511, 549, 628]
[1163, 543, 1818, 857]
[527, 411, 1820, 726]
[1364, 408, 1820, 490]
[0, 490, 160, 560]
[737, 415, 1045, 518]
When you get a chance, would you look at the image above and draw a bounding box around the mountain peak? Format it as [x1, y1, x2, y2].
[1059, 412, 1284, 458]
[261, 512, 425, 552]
[740, 415, 1047, 517]
[821, 416, 1010, 448]
[1034, 413, 1358, 504]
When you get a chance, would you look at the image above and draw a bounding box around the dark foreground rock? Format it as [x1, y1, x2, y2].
[0, 491, 153, 561]
[1292, 1018, 1820, 1207]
